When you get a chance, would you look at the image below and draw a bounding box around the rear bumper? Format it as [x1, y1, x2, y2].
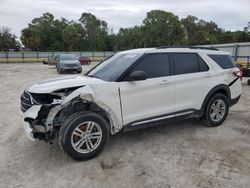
[230, 95, 241, 107]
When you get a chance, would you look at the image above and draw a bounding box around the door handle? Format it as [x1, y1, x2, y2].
[160, 80, 170, 85]
[204, 73, 212, 78]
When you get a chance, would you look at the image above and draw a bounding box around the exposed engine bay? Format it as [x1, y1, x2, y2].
[21, 86, 85, 141]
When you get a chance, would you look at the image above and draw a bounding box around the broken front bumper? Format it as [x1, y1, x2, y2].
[22, 101, 63, 141]
[23, 121, 35, 141]
[22, 105, 42, 141]
[22, 105, 53, 141]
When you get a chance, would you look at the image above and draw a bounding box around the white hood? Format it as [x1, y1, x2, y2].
[27, 75, 104, 94]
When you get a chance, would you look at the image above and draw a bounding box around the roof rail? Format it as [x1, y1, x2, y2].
[157, 45, 219, 51]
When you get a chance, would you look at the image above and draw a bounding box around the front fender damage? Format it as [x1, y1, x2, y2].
[67, 85, 123, 134]
[24, 84, 122, 141]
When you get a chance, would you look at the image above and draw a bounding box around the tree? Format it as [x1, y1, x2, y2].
[21, 13, 69, 51]
[181, 16, 222, 45]
[115, 26, 146, 50]
[21, 26, 41, 51]
[181, 15, 198, 44]
[79, 13, 108, 50]
[142, 10, 187, 46]
[62, 23, 83, 51]
[20, 11, 250, 51]
[0, 27, 20, 51]
[244, 21, 250, 32]
[220, 31, 234, 43]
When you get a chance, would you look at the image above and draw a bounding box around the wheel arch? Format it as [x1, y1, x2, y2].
[56, 97, 114, 133]
[200, 84, 231, 116]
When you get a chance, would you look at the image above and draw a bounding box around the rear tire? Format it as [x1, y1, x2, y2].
[203, 93, 229, 127]
[247, 79, 250, 85]
[59, 111, 109, 161]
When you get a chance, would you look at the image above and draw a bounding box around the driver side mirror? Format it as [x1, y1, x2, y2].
[127, 70, 147, 81]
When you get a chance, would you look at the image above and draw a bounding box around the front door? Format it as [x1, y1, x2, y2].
[119, 53, 176, 125]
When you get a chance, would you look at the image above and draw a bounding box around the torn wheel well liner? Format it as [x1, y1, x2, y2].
[56, 97, 111, 128]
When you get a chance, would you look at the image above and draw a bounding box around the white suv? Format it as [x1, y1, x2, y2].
[21, 47, 242, 160]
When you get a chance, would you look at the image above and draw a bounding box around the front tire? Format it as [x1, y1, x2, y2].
[59, 111, 109, 161]
[203, 93, 229, 127]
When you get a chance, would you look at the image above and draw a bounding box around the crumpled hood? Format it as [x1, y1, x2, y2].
[27, 75, 104, 94]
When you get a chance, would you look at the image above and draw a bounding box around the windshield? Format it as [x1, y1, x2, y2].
[86, 53, 142, 81]
[61, 54, 77, 61]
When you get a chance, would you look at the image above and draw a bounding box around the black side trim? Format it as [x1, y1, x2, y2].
[123, 109, 199, 132]
[228, 77, 239, 87]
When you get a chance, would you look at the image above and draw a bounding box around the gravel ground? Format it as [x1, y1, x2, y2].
[0, 63, 250, 188]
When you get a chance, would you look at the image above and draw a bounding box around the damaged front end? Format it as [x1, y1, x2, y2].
[20, 87, 83, 141]
[20, 76, 123, 142]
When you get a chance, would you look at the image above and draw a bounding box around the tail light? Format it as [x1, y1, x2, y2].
[232, 68, 242, 77]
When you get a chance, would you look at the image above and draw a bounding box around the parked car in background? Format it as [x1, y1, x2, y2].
[42, 56, 55, 65]
[78, 56, 91, 65]
[56, 54, 82, 74]
[48, 55, 58, 66]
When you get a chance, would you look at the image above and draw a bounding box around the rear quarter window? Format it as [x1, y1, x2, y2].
[208, 54, 235, 69]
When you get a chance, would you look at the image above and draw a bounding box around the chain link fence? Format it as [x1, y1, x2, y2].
[0, 51, 116, 63]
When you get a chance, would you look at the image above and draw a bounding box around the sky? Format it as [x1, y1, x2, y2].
[0, 0, 249, 38]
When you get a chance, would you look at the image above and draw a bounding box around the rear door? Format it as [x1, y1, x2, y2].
[171, 53, 215, 112]
[119, 53, 176, 125]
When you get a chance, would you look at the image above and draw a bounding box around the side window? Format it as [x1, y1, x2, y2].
[208, 54, 235, 69]
[172, 53, 200, 75]
[197, 55, 209, 72]
[130, 53, 170, 79]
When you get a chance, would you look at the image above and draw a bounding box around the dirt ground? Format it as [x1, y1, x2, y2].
[0, 63, 249, 188]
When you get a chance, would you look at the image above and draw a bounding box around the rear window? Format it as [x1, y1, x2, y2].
[208, 54, 235, 69]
